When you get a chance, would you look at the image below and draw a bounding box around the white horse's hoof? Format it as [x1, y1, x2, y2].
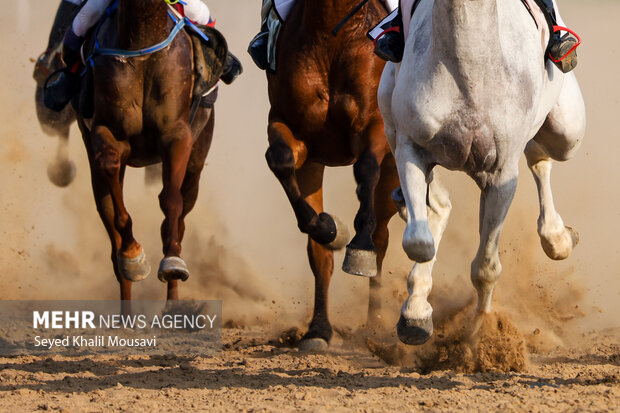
[396, 314, 433, 345]
[541, 225, 579, 260]
[158, 256, 190, 282]
[342, 246, 377, 277]
[47, 159, 76, 188]
[117, 249, 150, 282]
[298, 338, 329, 352]
[326, 215, 349, 250]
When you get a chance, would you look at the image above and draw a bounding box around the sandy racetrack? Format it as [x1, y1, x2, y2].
[0, 0, 619, 411]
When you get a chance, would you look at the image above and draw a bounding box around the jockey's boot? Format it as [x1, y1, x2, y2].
[34, 0, 81, 83]
[373, 10, 404, 63]
[247, 27, 269, 70]
[539, 0, 579, 73]
[221, 52, 243, 85]
[44, 29, 84, 112]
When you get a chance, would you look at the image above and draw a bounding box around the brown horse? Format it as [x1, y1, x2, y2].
[73, 0, 223, 309]
[265, 0, 399, 350]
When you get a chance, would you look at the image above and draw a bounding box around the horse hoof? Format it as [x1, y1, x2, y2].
[342, 246, 377, 277]
[298, 338, 329, 352]
[391, 187, 407, 222]
[117, 249, 151, 282]
[158, 256, 190, 283]
[541, 226, 579, 260]
[396, 314, 433, 345]
[47, 160, 76, 188]
[325, 215, 349, 250]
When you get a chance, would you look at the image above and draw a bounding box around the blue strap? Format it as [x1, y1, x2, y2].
[85, 1, 210, 63]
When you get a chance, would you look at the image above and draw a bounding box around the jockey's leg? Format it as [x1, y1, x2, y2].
[46, 0, 82, 52]
[373, 0, 420, 63]
[248, 0, 272, 70]
[43, 26, 84, 112]
[44, 0, 112, 112]
[538, 0, 579, 73]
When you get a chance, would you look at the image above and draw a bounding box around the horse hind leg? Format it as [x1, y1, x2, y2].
[398, 174, 451, 344]
[526, 73, 585, 260]
[266, 121, 349, 249]
[165, 107, 215, 301]
[471, 167, 518, 314]
[158, 124, 194, 283]
[297, 162, 333, 352]
[342, 131, 388, 277]
[91, 125, 150, 283]
[367, 153, 399, 328]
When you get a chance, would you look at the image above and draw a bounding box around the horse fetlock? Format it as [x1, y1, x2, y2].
[475, 284, 496, 314]
[402, 222, 435, 263]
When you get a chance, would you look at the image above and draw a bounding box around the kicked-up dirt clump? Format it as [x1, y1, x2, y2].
[420, 308, 527, 373]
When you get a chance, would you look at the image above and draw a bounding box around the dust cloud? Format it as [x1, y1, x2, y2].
[0, 0, 618, 368]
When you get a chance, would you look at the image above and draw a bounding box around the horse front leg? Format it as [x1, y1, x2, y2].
[91, 125, 150, 284]
[164, 107, 215, 301]
[297, 162, 334, 351]
[266, 121, 349, 249]
[392, 137, 438, 344]
[158, 124, 193, 283]
[397, 174, 451, 344]
[342, 125, 387, 277]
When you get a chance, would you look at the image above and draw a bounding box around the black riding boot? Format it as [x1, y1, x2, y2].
[43, 30, 83, 112]
[34, 0, 81, 83]
[220, 52, 243, 84]
[538, 0, 579, 72]
[373, 10, 405, 63]
[247, 23, 269, 70]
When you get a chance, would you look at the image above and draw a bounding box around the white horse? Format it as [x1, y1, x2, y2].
[378, 0, 586, 344]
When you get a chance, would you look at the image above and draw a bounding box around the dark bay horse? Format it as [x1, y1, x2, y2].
[266, 0, 400, 350]
[74, 0, 222, 308]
